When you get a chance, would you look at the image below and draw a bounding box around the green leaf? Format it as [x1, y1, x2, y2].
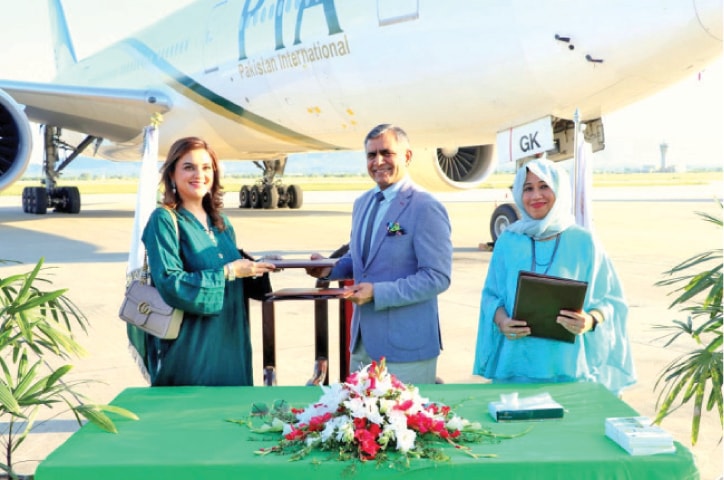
[249, 422, 281, 434]
[272, 399, 290, 414]
[11, 407, 40, 453]
[72, 404, 137, 434]
[0, 381, 21, 415]
[12, 359, 42, 399]
[46, 364, 74, 387]
[251, 402, 269, 416]
[80, 403, 139, 421]
[691, 382, 705, 445]
[74, 405, 117, 433]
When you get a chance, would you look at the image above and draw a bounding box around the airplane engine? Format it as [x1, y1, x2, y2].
[408, 145, 496, 192]
[0, 89, 33, 192]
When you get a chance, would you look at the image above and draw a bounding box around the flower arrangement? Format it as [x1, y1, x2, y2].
[386, 222, 405, 236]
[236, 359, 517, 469]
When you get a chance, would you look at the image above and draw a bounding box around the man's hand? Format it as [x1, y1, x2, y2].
[348, 282, 374, 305]
[305, 252, 332, 279]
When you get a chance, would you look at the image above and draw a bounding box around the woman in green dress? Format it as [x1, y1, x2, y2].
[135, 136, 276, 386]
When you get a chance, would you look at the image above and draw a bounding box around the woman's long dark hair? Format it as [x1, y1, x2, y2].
[159, 136, 226, 231]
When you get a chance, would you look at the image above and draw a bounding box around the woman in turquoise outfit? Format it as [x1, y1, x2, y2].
[473, 158, 636, 394]
[133, 137, 276, 386]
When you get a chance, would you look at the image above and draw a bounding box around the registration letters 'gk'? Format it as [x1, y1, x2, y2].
[519, 132, 542, 153]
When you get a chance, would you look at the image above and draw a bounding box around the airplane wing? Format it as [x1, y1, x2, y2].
[0, 80, 170, 143]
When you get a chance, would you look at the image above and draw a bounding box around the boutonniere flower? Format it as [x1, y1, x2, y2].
[386, 222, 405, 236]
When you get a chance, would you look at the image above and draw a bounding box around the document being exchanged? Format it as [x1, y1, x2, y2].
[266, 258, 339, 270]
[265, 287, 354, 301]
[262, 256, 349, 300]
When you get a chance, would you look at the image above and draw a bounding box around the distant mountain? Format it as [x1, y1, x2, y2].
[22, 151, 367, 179]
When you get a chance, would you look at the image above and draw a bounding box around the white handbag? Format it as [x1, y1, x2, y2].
[119, 280, 183, 339]
[119, 208, 183, 339]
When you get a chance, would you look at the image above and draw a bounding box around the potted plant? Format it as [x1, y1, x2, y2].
[0, 258, 137, 479]
[653, 204, 723, 445]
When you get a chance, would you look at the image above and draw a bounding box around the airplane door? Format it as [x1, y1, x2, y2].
[378, 0, 419, 26]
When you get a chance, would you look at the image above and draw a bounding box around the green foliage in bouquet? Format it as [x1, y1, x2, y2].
[230, 359, 527, 473]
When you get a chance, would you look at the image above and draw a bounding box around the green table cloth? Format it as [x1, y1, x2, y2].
[35, 382, 699, 479]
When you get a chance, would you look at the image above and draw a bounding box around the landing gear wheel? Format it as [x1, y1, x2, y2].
[54, 186, 81, 213]
[261, 184, 279, 209]
[239, 185, 251, 208]
[287, 184, 303, 209]
[490, 203, 520, 243]
[250, 186, 263, 209]
[276, 185, 288, 208]
[21, 187, 48, 214]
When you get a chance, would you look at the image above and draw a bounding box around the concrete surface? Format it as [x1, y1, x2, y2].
[0, 183, 721, 478]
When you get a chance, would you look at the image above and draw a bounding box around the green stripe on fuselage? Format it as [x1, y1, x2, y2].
[124, 38, 341, 150]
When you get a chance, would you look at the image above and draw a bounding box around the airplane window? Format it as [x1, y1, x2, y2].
[378, 0, 420, 26]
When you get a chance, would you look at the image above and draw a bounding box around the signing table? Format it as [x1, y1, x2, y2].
[34, 382, 699, 480]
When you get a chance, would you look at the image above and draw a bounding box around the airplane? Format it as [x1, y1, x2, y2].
[0, 0, 721, 241]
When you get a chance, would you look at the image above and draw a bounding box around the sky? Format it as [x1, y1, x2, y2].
[596, 62, 722, 170]
[1, 0, 721, 171]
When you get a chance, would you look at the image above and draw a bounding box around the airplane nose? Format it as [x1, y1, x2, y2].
[694, 0, 723, 41]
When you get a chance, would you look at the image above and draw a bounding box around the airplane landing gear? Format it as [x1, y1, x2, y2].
[237, 157, 303, 210]
[21, 186, 82, 214]
[21, 125, 97, 215]
[238, 182, 304, 209]
[490, 203, 520, 243]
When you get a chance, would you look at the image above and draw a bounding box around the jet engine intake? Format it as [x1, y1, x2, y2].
[0, 89, 33, 192]
[408, 145, 496, 191]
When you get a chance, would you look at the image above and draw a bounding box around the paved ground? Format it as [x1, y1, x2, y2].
[0, 183, 721, 478]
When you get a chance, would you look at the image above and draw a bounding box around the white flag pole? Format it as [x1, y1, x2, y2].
[126, 119, 161, 283]
[572, 110, 593, 231]
[572, 109, 580, 218]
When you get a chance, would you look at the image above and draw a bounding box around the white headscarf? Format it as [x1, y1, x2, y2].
[505, 158, 575, 240]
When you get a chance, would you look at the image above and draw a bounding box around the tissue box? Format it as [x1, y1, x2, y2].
[605, 416, 676, 456]
[488, 392, 564, 422]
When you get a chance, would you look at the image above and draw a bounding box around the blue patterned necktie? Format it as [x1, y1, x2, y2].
[361, 192, 384, 262]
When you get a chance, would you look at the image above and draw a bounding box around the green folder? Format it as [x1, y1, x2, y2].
[513, 271, 588, 343]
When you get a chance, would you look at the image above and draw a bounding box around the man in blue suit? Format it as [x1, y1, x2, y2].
[308, 124, 453, 384]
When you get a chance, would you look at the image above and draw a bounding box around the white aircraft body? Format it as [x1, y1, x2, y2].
[0, 0, 720, 233]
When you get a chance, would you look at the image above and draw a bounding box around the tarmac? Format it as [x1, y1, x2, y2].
[0, 183, 722, 478]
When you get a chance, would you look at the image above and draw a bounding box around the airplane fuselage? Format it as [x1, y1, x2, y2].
[51, 0, 722, 160]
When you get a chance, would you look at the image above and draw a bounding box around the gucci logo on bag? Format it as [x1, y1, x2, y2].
[137, 302, 153, 315]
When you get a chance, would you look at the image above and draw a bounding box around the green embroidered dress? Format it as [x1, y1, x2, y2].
[129, 206, 252, 386]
